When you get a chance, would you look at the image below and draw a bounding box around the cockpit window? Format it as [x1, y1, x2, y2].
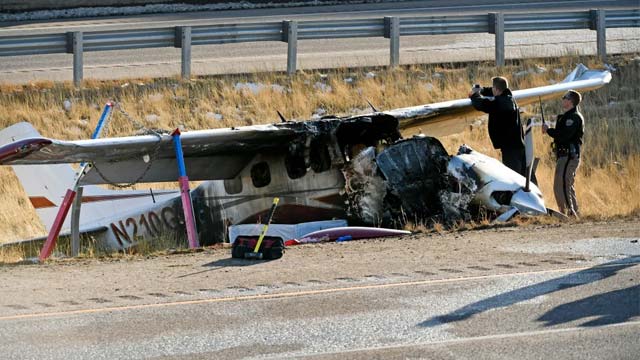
[309, 139, 331, 173]
[251, 162, 271, 188]
[285, 151, 306, 179]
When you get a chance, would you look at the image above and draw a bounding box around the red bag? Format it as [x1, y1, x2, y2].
[231, 236, 284, 260]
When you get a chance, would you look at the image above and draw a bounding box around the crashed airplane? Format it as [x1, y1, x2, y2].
[0, 65, 611, 251]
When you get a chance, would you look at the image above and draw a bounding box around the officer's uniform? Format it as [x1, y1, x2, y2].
[546, 107, 584, 217]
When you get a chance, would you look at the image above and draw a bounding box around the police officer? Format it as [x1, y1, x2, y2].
[470, 76, 526, 176]
[543, 90, 584, 217]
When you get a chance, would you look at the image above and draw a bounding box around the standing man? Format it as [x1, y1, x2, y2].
[470, 76, 525, 176]
[543, 90, 584, 217]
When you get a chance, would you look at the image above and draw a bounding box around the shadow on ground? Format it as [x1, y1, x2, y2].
[420, 256, 640, 328]
[176, 257, 268, 278]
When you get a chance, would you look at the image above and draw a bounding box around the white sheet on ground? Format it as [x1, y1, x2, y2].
[228, 220, 348, 244]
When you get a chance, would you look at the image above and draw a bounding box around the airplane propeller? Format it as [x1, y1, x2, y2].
[524, 117, 535, 192]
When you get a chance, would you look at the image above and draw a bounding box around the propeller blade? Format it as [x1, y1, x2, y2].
[524, 117, 534, 191]
[494, 207, 519, 223]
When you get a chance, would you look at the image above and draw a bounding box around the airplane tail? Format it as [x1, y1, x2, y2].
[0, 122, 176, 233]
[0, 122, 81, 232]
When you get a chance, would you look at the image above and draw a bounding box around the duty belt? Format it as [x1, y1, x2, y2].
[556, 144, 579, 158]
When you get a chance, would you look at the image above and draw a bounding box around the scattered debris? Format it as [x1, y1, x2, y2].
[313, 82, 332, 92]
[145, 114, 159, 123]
[206, 112, 223, 121]
[534, 65, 547, 73]
[233, 82, 285, 94]
[301, 226, 411, 242]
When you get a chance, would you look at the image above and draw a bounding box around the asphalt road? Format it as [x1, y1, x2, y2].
[0, 0, 638, 83]
[1, 1, 636, 33]
[0, 220, 638, 359]
[1, 264, 639, 359]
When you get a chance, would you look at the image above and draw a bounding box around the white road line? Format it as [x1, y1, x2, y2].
[1, 261, 637, 321]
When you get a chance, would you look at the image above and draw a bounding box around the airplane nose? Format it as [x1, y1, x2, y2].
[510, 189, 547, 216]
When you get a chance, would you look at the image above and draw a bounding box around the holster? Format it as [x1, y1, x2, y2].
[556, 147, 569, 158]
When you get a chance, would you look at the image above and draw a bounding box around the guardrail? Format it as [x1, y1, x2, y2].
[0, 8, 638, 86]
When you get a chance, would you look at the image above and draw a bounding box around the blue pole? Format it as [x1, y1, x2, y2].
[91, 102, 113, 139]
[172, 129, 188, 177]
[171, 128, 199, 248]
[80, 102, 112, 168]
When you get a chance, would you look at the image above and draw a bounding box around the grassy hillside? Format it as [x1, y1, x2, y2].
[0, 55, 638, 244]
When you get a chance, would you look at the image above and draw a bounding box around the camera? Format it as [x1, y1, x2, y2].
[473, 84, 480, 89]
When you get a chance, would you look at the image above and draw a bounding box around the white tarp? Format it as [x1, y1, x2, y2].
[228, 220, 348, 244]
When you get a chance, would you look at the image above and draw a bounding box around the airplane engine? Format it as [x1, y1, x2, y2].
[447, 145, 547, 217]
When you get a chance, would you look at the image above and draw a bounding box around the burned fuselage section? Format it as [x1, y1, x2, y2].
[255, 112, 520, 230]
[341, 136, 452, 227]
[268, 112, 546, 229]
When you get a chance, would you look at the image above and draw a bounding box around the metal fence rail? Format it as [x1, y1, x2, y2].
[298, 19, 385, 39]
[400, 14, 489, 35]
[0, 33, 67, 56]
[83, 28, 175, 52]
[0, 8, 637, 86]
[504, 12, 592, 31]
[192, 22, 283, 45]
[606, 9, 640, 28]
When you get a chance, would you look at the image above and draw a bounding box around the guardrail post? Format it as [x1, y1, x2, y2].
[175, 26, 192, 80]
[488, 13, 505, 67]
[66, 31, 83, 87]
[384, 17, 400, 68]
[282, 20, 298, 75]
[590, 9, 607, 63]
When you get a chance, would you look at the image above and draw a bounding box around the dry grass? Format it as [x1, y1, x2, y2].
[0, 55, 638, 249]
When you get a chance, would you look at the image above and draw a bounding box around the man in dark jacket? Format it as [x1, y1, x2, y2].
[470, 76, 525, 176]
[543, 90, 584, 217]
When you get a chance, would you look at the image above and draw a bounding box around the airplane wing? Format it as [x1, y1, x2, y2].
[0, 64, 610, 185]
[0, 124, 301, 184]
[387, 64, 612, 137]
